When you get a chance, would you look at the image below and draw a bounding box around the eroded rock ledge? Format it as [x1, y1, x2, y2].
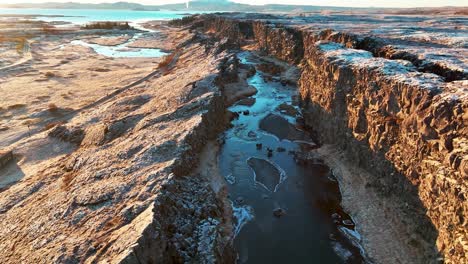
[0, 27, 240, 263]
[187, 13, 467, 263]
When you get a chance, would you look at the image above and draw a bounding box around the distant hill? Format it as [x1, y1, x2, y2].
[0, 1, 161, 11]
[0, 0, 350, 12]
[159, 1, 336, 12]
[1, 0, 466, 13]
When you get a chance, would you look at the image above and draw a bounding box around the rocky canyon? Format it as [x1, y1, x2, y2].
[0, 8, 466, 264]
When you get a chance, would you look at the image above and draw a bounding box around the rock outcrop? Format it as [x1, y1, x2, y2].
[190, 13, 467, 263]
[299, 41, 466, 263]
[0, 28, 240, 263]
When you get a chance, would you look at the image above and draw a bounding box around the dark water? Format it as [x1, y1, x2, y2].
[218, 52, 366, 263]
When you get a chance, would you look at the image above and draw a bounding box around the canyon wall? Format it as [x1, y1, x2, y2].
[197, 14, 467, 263]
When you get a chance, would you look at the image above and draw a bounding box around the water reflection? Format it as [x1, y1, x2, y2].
[70, 32, 167, 58]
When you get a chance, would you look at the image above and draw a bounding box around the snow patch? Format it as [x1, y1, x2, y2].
[231, 202, 254, 237]
[338, 226, 367, 257]
[331, 241, 354, 261]
[316, 41, 444, 91]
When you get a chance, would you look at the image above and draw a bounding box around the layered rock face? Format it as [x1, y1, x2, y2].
[300, 42, 467, 263]
[196, 13, 467, 263]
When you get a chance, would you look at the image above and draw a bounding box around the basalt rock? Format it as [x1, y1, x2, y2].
[299, 41, 467, 264]
[48, 125, 85, 145]
[196, 13, 467, 264]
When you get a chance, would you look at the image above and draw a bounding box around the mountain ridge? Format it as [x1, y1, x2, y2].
[0, 1, 353, 12]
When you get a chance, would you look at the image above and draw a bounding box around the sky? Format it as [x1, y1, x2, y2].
[4, 0, 468, 8]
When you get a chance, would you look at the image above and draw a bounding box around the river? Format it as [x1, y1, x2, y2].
[219, 51, 367, 263]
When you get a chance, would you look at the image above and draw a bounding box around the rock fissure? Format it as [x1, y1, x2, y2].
[198, 14, 467, 82]
[183, 13, 467, 263]
[0, 12, 466, 264]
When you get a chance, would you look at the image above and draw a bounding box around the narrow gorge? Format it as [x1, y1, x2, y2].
[0, 11, 466, 264]
[172, 13, 467, 263]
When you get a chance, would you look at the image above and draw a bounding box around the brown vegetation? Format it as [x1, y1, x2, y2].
[158, 51, 177, 69]
[168, 16, 197, 27]
[44, 121, 66, 131]
[15, 37, 27, 54]
[21, 119, 39, 126]
[47, 103, 58, 112]
[0, 36, 28, 54]
[7, 103, 26, 110]
[41, 24, 58, 35]
[61, 172, 76, 190]
[104, 216, 123, 230]
[82, 21, 133, 30]
[0, 34, 31, 54]
[44, 72, 56, 78]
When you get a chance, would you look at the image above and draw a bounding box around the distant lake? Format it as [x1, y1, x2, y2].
[0, 8, 210, 24]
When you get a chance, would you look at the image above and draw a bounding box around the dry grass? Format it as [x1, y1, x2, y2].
[48, 103, 58, 112]
[104, 216, 123, 229]
[44, 121, 65, 131]
[88, 67, 111, 72]
[15, 37, 27, 54]
[82, 22, 133, 30]
[41, 24, 58, 35]
[168, 16, 197, 27]
[61, 172, 76, 190]
[158, 52, 175, 68]
[21, 118, 42, 126]
[60, 93, 71, 100]
[0, 35, 30, 54]
[158, 50, 180, 69]
[7, 103, 26, 110]
[44, 72, 56, 78]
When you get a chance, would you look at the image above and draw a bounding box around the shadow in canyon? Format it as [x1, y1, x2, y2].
[300, 97, 441, 262]
[0, 156, 25, 192]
